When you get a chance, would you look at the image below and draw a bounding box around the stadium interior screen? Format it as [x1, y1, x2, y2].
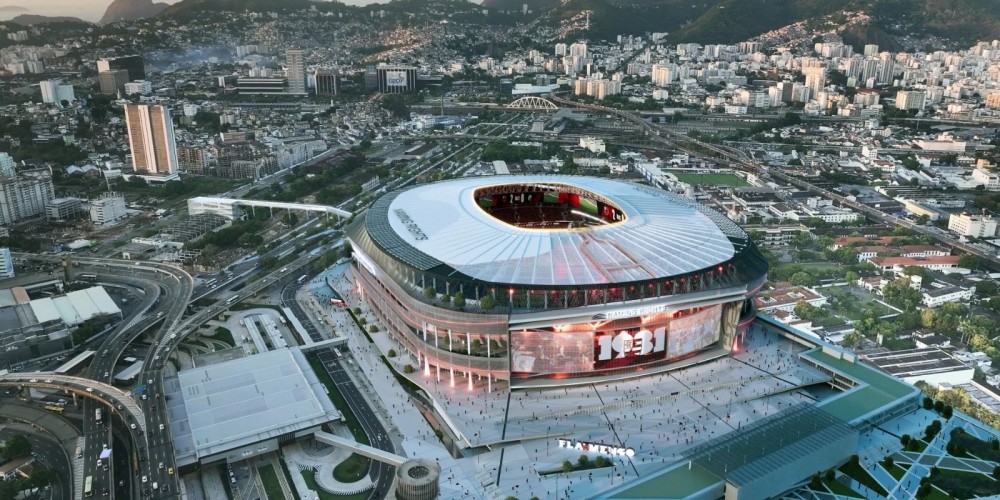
[510, 305, 722, 379]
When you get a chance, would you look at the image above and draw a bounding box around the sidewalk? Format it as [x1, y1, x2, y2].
[283, 433, 374, 497]
[320, 269, 486, 499]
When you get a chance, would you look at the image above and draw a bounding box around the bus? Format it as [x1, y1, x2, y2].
[226, 295, 240, 305]
[95, 408, 102, 424]
[44, 405, 64, 414]
[297, 274, 308, 284]
[84, 476, 93, 497]
[78, 273, 97, 281]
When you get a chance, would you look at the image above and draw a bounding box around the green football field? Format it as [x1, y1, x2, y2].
[671, 173, 748, 187]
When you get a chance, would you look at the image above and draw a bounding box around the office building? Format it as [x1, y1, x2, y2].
[948, 212, 998, 238]
[0, 247, 12, 279]
[285, 49, 307, 95]
[97, 55, 145, 82]
[314, 69, 337, 95]
[39, 80, 75, 104]
[98, 69, 129, 95]
[236, 77, 287, 95]
[370, 65, 417, 93]
[124, 104, 179, 175]
[0, 170, 55, 225]
[0, 153, 14, 179]
[90, 193, 127, 225]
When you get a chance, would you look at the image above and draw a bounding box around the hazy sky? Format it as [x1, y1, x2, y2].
[0, 0, 396, 22]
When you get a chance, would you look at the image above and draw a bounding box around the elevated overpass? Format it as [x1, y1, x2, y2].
[0, 373, 146, 433]
[188, 196, 353, 221]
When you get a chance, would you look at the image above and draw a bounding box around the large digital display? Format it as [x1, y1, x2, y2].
[510, 330, 593, 375]
[668, 305, 721, 359]
[510, 305, 723, 379]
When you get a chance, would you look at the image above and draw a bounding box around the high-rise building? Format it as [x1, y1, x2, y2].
[97, 55, 145, 82]
[314, 69, 337, 95]
[46, 198, 83, 221]
[90, 192, 127, 226]
[896, 90, 926, 110]
[0, 169, 55, 225]
[569, 42, 588, 58]
[40, 79, 75, 104]
[554, 43, 567, 56]
[0, 153, 14, 179]
[236, 77, 288, 95]
[125, 104, 179, 175]
[803, 66, 826, 99]
[863, 44, 880, 57]
[0, 247, 13, 279]
[285, 49, 307, 95]
[98, 69, 129, 95]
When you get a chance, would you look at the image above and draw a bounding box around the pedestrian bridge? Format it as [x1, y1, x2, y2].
[188, 197, 353, 221]
[314, 431, 407, 466]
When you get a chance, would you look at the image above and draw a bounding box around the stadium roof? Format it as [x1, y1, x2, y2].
[370, 176, 750, 286]
[173, 348, 340, 462]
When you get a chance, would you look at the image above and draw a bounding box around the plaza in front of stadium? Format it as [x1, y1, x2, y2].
[304, 175, 1000, 499]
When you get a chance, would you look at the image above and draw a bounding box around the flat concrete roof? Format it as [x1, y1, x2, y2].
[173, 348, 340, 462]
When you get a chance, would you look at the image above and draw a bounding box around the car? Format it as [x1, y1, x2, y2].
[161, 484, 168, 493]
[130, 423, 136, 429]
[141, 394, 147, 400]
[159, 462, 164, 469]
[86, 388, 94, 393]
[159, 423, 165, 431]
[152, 482, 158, 491]
[167, 467, 174, 475]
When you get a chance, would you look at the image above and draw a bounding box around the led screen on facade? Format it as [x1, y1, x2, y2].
[510, 305, 722, 379]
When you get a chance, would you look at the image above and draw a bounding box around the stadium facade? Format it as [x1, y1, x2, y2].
[347, 176, 768, 388]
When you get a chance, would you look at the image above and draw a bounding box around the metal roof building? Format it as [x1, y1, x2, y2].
[169, 348, 341, 467]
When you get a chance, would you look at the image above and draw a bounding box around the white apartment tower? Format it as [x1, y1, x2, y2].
[124, 104, 179, 175]
[40, 79, 75, 104]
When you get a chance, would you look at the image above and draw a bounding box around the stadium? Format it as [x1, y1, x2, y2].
[347, 175, 768, 388]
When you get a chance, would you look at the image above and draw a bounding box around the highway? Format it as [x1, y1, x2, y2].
[315, 350, 396, 499]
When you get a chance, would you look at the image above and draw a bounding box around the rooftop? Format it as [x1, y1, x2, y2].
[369, 175, 753, 286]
[171, 348, 339, 463]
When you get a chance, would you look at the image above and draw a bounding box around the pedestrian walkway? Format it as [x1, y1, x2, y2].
[283, 436, 374, 496]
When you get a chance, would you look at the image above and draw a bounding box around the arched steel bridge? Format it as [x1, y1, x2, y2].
[506, 96, 559, 111]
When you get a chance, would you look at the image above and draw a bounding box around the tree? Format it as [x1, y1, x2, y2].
[578, 455, 589, 466]
[452, 291, 465, 309]
[975, 280, 998, 297]
[958, 255, 981, 270]
[403, 364, 414, 373]
[594, 456, 606, 467]
[479, 294, 496, 310]
[845, 271, 859, 287]
[824, 469, 835, 481]
[562, 460, 574, 473]
[388, 349, 397, 358]
[809, 473, 822, 490]
[424, 286, 436, 299]
[2, 434, 31, 459]
[789, 272, 815, 286]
